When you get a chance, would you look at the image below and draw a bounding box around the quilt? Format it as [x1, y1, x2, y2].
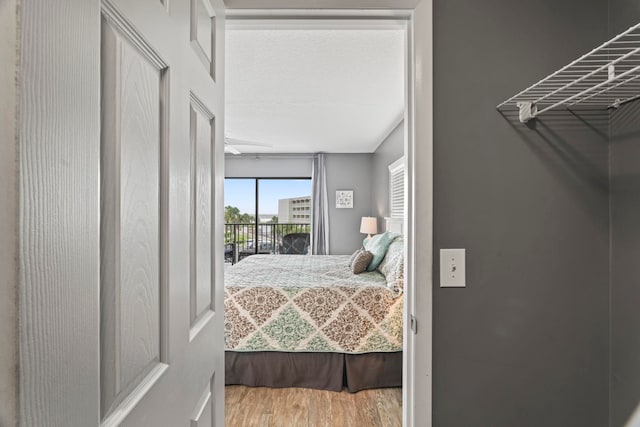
[224, 255, 403, 354]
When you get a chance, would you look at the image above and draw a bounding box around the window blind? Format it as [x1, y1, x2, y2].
[388, 157, 405, 219]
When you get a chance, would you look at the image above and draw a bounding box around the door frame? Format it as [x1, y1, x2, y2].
[224, 4, 433, 426]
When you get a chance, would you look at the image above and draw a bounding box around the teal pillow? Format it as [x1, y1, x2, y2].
[363, 231, 400, 272]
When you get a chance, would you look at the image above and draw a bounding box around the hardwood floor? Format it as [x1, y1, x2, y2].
[225, 386, 402, 427]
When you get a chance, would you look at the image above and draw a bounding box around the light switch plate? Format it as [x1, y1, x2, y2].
[440, 249, 466, 287]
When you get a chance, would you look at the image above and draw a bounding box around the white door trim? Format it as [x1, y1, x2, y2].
[404, 3, 433, 425]
[224, 4, 433, 427]
[403, 13, 417, 427]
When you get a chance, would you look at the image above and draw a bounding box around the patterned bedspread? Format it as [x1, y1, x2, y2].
[224, 255, 403, 354]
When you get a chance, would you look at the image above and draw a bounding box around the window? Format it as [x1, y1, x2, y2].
[224, 178, 312, 258]
[389, 157, 405, 219]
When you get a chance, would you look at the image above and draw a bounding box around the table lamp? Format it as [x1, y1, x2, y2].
[360, 216, 378, 239]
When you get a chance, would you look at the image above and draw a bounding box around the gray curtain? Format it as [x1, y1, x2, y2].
[311, 153, 329, 255]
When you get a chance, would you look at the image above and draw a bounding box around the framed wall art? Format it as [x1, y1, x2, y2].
[336, 190, 353, 209]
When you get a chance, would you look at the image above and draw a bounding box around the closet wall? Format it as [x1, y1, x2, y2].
[432, 0, 610, 425]
[609, 1, 640, 426]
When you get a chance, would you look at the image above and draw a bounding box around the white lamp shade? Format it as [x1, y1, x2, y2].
[360, 217, 378, 235]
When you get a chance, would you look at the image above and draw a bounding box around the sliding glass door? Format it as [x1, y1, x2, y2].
[224, 178, 311, 262]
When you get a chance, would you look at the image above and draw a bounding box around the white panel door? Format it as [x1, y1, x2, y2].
[99, 0, 225, 426]
[12, 0, 225, 425]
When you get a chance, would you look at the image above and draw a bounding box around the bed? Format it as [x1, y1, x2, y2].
[224, 233, 404, 392]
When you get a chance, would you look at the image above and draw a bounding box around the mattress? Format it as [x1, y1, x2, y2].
[224, 254, 403, 354]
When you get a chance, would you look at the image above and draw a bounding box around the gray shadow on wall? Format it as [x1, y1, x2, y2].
[609, 99, 640, 193]
[610, 98, 640, 143]
[498, 108, 609, 225]
[568, 109, 609, 141]
[535, 117, 608, 192]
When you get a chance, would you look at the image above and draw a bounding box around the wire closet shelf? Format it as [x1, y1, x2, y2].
[497, 22, 640, 123]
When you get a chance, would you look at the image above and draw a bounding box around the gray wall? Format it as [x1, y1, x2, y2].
[432, 0, 610, 426]
[372, 120, 404, 232]
[610, 97, 640, 427]
[609, 2, 640, 425]
[325, 154, 373, 254]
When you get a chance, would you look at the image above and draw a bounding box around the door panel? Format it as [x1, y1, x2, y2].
[118, 39, 162, 391]
[190, 95, 216, 328]
[190, 376, 215, 427]
[98, 0, 225, 425]
[191, 0, 216, 78]
[100, 6, 170, 420]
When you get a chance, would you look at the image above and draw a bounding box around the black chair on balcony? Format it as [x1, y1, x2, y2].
[279, 232, 310, 255]
[224, 243, 236, 265]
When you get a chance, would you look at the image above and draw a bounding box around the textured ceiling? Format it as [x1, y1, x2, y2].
[225, 23, 405, 153]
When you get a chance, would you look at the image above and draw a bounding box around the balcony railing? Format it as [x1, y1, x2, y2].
[224, 222, 311, 263]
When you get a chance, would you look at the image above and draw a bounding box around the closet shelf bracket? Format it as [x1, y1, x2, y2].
[498, 22, 640, 123]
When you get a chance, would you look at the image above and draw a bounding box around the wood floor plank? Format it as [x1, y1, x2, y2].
[375, 388, 403, 427]
[225, 383, 248, 406]
[225, 386, 402, 427]
[229, 386, 273, 427]
[328, 388, 353, 427]
[352, 390, 384, 427]
[307, 389, 332, 427]
[270, 387, 310, 427]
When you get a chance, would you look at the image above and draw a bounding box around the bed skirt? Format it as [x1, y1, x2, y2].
[225, 351, 402, 392]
